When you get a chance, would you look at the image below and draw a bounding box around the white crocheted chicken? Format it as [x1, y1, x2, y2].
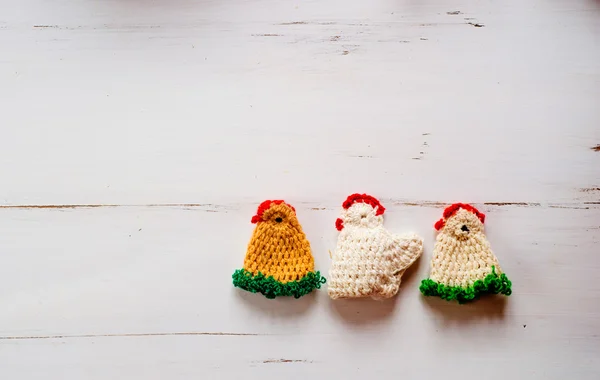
[328, 194, 424, 299]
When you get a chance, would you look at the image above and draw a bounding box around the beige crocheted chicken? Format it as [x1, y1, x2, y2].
[419, 203, 512, 303]
[328, 194, 423, 299]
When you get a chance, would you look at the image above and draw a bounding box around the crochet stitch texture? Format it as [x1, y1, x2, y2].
[232, 200, 325, 299]
[420, 203, 512, 303]
[328, 194, 424, 299]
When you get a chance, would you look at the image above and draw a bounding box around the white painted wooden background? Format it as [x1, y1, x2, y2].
[1, 0, 599, 378]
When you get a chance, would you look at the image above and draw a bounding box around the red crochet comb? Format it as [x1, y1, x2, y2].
[434, 203, 485, 230]
[251, 200, 296, 223]
[336, 193, 385, 231]
[342, 193, 385, 215]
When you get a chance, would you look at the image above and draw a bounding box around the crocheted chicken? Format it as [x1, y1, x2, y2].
[328, 194, 424, 299]
[420, 203, 512, 303]
[232, 200, 326, 299]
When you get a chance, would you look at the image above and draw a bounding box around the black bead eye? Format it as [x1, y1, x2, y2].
[275, 217, 283, 223]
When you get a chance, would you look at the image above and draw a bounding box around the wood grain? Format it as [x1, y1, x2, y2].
[0, 0, 599, 378]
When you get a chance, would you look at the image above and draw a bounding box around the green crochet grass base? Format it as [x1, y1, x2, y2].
[232, 269, 326, 299]
[420, 266, 512, 304]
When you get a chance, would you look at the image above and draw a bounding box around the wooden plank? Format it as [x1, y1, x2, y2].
[0, 206, 597, 326]
[0, 333, 598, 379]
[0, 0, 598, 205]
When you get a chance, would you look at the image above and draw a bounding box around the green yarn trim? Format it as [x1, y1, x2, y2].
[232, 269, 326, 299]
[419, 266, 512, 304]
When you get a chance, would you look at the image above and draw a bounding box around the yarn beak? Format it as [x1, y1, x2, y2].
[335, 218, 344, 231]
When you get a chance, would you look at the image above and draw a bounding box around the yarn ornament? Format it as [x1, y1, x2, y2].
[232, 200, 326, 299]
[420, 203, 512, 304]
[328, 194, 424, 299]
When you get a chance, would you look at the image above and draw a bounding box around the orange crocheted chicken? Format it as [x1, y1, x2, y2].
[232, 200, 325, 299]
